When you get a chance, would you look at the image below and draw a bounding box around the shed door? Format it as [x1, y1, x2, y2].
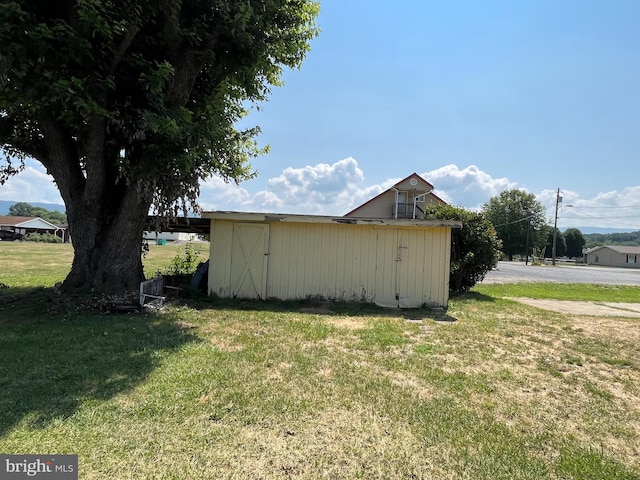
[231, 223, 269, 299]
[375, 229, 407, 308]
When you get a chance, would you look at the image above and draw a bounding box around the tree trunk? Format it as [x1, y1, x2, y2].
[61, 185, 151, 294]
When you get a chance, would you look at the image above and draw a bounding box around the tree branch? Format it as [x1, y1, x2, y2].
[109, 26, 139, 75]
[39, 117, 86, 206]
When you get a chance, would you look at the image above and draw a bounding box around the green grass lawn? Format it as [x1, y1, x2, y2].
[0, 241, 210, 288]
[1, 245, 639, 479]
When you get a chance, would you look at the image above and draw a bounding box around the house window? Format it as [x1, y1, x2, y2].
[595, 256, 599, 263]
[627, 255, 637, 264]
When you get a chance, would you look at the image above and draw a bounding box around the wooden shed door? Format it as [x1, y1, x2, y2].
[231, 223, 269, 299]
[375, 229, 407, 308]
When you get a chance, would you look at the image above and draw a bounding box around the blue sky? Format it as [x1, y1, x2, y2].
[2, 0, 639, 230]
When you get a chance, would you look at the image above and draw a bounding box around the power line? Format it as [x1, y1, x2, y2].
[567, 205, 640, 210]
[492, 213, 539, 228]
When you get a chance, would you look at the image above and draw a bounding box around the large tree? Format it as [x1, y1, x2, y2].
[424, 204, 502, 295]
[543, 227, 567, 258]
[563, 228, 585, 258]
[0, 0, 319, 293]
[482, 189, 547, 261]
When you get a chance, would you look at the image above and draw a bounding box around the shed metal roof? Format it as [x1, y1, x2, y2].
[203, 211, 462, 228]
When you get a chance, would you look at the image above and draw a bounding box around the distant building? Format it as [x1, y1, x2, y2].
[584, 245, 640, 268]
[0, 215, 69, 242]
[143, 231, 198, 243]
[344, 172, 446, 220]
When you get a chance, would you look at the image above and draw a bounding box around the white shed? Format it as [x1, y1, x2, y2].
[203, 211, 461, 308]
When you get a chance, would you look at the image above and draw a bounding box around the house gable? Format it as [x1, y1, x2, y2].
[344, 172, 446, 219]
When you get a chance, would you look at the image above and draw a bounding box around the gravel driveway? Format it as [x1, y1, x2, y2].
[481, 261, 640, 286]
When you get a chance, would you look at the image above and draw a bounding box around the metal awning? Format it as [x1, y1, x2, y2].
[145, 216, 210, 235]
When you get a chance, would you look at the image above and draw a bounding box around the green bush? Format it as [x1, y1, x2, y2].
[162, 241, 200, 276]
[424, 204, 502, 295]
[24, 232, 62, 243]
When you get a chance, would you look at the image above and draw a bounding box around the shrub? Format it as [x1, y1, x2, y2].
[162, 241, 200, 276]
[24, 232, 62, 243]
[424, 204, 502, 295]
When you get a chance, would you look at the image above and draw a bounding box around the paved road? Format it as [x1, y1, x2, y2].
[481, 261, 640, 286]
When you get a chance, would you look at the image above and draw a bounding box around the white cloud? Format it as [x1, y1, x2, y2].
[4, 157, 639, 231]
[198, 160, 520, 216]
[199, 157, 367, 214]
[0, 161, 63, 204]
[265, 157, 365, 214]
[538, 187, 640, 231]
[421, 164, 516, 209]
[197, 176, 253, 212]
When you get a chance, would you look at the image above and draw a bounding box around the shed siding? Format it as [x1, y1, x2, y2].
[267, 222, 379, 302]
[209, 219, 234, 297]
[208, 218, 452, 307]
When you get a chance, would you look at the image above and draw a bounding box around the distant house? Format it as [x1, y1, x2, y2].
[143, 231, 198, 243]
[345, 172, 446, 220]
[0, 216, 69, 242]
[584, 245, 640, 268]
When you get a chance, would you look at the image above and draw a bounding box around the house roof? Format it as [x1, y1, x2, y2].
[203, 210, 462, 229]
[586, 245, 640, 255]
[0, 215, 34, 226]
[0, 215, 61, 230]
[343, 172, 445, 217]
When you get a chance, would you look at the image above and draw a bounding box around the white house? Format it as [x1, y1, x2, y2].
[584, 245, 640, 268]
[0, 215, 68, 242]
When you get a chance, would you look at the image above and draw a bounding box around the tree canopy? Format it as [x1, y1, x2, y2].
[0, 0, 319, 293]
[482, 189, 547, 261]
[563, 228, 585, 258]
[543, 227, 566, 258]
[8, 202, 67, 224]
[424, 204, 502, 295]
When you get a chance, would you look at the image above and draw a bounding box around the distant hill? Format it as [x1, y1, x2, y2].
[0, 200, 66, 215]
[583, 230, 640, 248]
[577, 227, 638, 234]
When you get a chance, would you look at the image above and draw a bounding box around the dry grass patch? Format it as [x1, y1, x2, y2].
[453, 311, 640, 471]
[194, 406, 452, 480]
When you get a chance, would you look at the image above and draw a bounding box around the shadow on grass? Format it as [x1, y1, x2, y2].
[183, 295, 464, 322]
[0, 292, 199, 437]
[451, 291, 497, 303]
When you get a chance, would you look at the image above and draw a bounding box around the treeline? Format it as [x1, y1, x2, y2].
[8, 202, 66, 225]
[583, 231, 640, 248]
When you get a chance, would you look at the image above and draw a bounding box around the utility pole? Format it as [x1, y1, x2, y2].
[525, 216, 531, 265]
[552, 188, 561, 266]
